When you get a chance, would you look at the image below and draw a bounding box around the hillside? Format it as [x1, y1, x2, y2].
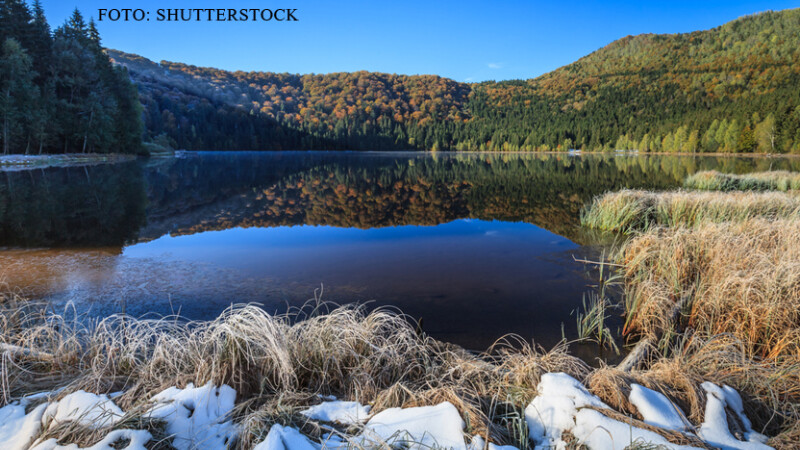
[109, 8, 800, 153]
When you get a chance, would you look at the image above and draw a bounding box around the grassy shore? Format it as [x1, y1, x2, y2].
[0, 153, 137, 171]
[685, 170, 800, 192]
[580, 182, 800, 446]
[0, 296, 592, 448]
[1, 292, 796, 448]
[580, 189, 800, 233]
[616, 219, 800, 432]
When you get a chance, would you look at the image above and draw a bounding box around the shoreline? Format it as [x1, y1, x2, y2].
[0, 153, 138, 171]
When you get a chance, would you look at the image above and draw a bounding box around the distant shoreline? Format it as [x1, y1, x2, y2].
[0, 153, 137, 171]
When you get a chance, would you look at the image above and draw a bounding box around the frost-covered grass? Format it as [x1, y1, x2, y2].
[0, 370, 775, 450]
[617, 218, 800, 361]
[0, 289, 794, 449]
[0, 295, 591, 449]
[595, 215, 800, 448]
[684, 170, 800, 192]
[580, 189, 800, 233]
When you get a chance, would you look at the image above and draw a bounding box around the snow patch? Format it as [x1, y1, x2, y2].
[698, 382, 771, 450]
[524, 372, 608, 447]
[468, 435, 519, 450]
[360, 402, 467, 449]
[147, 382, 238, 450]
[525, 373, 701, 450]
[629, 383, 689, 431]
[573, 408, 698, 450]
[29, 429, 152, 450]
[43, 391, 125, 429]
[0, 401, 48, 450]
[255, 424, 319, 450]
[301, 400, 371, 425]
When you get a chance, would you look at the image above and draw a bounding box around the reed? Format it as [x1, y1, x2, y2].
[684, 170, 800, 192]
[607, 218, 800, 447]
[581, 189, 800, 233]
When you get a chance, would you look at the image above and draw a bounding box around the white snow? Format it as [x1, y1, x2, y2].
[255, 424, 319, 450]
[698, 382, 772, 450]
[572, 408, 698, 450]
[629, 383, 689, 431]
[29, 429, 152, 450]
[525, 373, 701, 450]
[360, 402, 467, 449]
[525, 372, 608, 447]
[43, 391, 125, 429]
[0, 401, 48, 450]
[147, 382, 238, 450]
[300, 400, 371, 425]
[0, 376, 777, 450]
[468, 435, 519, 450]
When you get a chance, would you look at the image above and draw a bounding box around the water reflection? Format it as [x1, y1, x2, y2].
[1, 152, 799, 351]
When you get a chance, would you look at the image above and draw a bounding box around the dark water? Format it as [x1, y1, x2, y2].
[1, 152, 799, 352]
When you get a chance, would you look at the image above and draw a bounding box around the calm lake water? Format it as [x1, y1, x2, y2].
[1, 151, 799, 353]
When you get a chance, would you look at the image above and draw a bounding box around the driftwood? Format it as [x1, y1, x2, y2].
[618, 295, 691, 372]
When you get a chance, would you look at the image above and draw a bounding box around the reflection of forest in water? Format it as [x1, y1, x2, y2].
[2, 152, 800, 249]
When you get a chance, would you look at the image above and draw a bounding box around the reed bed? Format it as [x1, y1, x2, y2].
[617, 218, 800, 358]
[580, 189, 800, 233]
[684, 170, 800, 192]
[0, 296, 588, 448]
[608, 218, 800, 446]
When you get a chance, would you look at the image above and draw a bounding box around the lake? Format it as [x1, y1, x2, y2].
[1, 151, 798, 354]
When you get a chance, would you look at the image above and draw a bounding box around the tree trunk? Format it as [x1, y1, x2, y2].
[82, 109, 94, 154]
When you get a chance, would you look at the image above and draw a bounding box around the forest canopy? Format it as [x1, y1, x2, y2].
[111, 8, 800, 154]
[0, 0, 142, 154]
[3, 2, 800, 154]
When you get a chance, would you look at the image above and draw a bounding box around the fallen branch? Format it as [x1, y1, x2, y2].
[0, 343, 54, 361]
[618, 294, 691, 372]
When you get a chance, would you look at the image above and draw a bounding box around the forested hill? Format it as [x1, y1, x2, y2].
[112, 8, 798, 153]
[107, 49, 471, 151]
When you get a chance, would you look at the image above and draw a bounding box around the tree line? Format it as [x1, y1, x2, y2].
[0, 0, 142, 155]
[3, 3, 800, 155]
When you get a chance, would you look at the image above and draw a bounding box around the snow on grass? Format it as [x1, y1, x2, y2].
[525, 372, 608, 447]
[698, 382, 771, 450]
[629, 383, 690, 431]
[525, 373, 701, 450]
[43, 391, 125, 429]
[29, 429, 152, 450]
[300, 400, 371, 425]
[254, 424, 319, 450]
[0, 377, 777, 450]
[359, 402, 468, 449]
[0, 401, 48, 450]
[572, 408, 698, 450]
[468, 435, 519, 450]
[146, 382, 238, 450]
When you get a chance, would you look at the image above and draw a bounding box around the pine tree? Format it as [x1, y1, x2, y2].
[0, 38, 38, 154]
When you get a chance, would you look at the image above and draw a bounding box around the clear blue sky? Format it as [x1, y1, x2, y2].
[38, 0, 799, 82]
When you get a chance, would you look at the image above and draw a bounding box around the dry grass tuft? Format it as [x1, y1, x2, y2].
[607, 217, 800, 440]
[618, 218, 800, 360]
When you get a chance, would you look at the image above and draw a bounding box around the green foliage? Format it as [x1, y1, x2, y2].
[112, 9, 800, 153]
[684, 170, 800, 191]
[0, 2, 143, 154]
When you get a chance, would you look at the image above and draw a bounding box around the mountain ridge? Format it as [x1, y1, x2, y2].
[109, 8, 800, 153]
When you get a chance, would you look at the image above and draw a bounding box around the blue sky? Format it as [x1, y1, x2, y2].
[39, 0, 800, 82]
